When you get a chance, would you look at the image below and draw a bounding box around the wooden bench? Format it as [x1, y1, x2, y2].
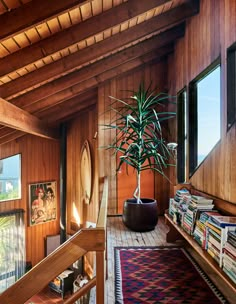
[164, 187, 236, 294]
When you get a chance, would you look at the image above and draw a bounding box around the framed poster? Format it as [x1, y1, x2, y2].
[29, 181, 56, 226]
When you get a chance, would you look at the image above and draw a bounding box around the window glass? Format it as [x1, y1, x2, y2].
[189, 62, 221, 175]
[197, 66, 221, 165]
[0, 210, 25, 292]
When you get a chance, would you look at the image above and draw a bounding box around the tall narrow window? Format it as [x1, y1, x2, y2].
[177, 88, 187, 183]
[0, 209, 25, 292]
[189, 61, 221, 175]
[227, 43, 236, 130]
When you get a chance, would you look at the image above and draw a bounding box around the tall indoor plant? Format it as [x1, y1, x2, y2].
[104, 83, 176, 231]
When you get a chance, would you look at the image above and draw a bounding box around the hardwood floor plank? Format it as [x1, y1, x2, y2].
[99, 215, 235, 304]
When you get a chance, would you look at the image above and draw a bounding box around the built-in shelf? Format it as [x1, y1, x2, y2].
[164, 213, 236, 294]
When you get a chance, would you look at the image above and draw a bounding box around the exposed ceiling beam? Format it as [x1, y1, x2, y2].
[26, 45, 175, 116]
[0, 98, 59, 140]
[10, 25, 181, 111]
[0, 129, 26, 146]
[0, 2, 198, 99]
[0, 0, 171, 77]
[44, 90, 97, 125]
[0, 0, 91, 41]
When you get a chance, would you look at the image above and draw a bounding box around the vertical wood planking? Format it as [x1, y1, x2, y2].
[168, 0, 236, 206]
[0, 135, 60, 266]
[98, 60, 171, 215]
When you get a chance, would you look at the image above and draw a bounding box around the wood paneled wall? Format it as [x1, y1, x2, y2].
[0, 135, 60, 266]
[66, 104, 98, 232]
[66, 104, 98, 276]
[98, 60, 171, 215]
[168, 0, 236, 205]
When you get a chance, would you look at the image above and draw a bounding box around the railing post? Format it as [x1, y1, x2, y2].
[96, 250, 105, 304]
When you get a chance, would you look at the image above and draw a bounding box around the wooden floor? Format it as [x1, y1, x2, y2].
[27, 216, 235, 303]
[89, 215, 236, 304]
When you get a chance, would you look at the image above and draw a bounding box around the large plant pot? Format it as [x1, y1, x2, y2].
[122, 198, 158, 232]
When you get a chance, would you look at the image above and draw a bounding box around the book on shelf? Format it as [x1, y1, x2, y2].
[224, 247, 236, 261]
[191, 195, 213, 204]
[223, 256, 236, 271]
[205, 221, 222, 235]
[223, 252, 236, 268]
[222, 266, 236, 284]
[210, 215, 236, 228]
[228, 237, 236, 248]
[207, 247, 220, 263]
[174, 188, 191, 202]
[208, 234, 221, 251]
[224, 242, 236, 257]
[228, 230, 236, 242]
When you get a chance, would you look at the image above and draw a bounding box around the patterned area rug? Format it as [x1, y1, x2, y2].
[114, 247, 229, 304]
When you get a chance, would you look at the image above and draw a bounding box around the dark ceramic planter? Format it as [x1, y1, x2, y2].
[122, 198, 158, 232]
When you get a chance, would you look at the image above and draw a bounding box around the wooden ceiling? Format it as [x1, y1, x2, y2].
[0, 0, 199, 144]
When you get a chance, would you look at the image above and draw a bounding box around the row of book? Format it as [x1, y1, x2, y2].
[169, 189, 236, 284]
[222, 229, 236, 284]
[169, 189, 214, 233]
[194, 212, 236, 284]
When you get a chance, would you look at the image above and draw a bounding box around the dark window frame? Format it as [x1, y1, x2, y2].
[227, 43, 236, 131]
[177, 87, 187, 183]
[189, 58, 221, 177]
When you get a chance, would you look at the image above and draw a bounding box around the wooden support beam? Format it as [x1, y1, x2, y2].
[6, 24, 184, 107]
[10, 27, 178, 112]
[0, 0, 171, 77]
[0, 0, 91, 41]
[28, 47, 174, 117]
[12, 41, 175, 118]
[0, 129, 26, 145]
[0, 98, 59, 140]
[43, 90, 97, 124]
[0, 2, 198, 99]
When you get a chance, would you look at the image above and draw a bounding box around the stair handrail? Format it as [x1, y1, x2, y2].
[0, 176, 108, 304]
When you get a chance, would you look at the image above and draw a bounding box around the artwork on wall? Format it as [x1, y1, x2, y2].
[29, 181, 57, 226]
[0, 154, 21, 202]
[80, 140, 93, 204]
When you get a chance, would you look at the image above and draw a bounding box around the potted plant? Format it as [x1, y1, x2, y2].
[103, 83, 176, 232]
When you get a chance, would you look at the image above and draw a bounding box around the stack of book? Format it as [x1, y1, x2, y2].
[182, 195, 214, 235]
[223, 229, 236, 284]
[208, 216, 236, 282]
[193, 210, 220, 248]
[189, 195, 214, 210]
[205, 219, 222, 264]
[169, 189, 191, 225]
[174, 188, 191, 203]
[206, 215, 236, 269]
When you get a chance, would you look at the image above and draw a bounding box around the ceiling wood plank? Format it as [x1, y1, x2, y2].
[9, 25, 180, 111]
[0, 98, 59, 140]
[32, 50, 167, 117]
[0, 3, 198, 98]
[0, 0, 172, 77]
[43, 90, 97, 125]
[24, 44, 175, 116]
[0, 0, 91, 41]
[0, 129, 26, 145]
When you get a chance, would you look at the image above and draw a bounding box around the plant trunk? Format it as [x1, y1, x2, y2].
[137, 170, 141, 203]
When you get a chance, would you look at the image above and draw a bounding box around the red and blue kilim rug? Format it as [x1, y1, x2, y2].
[114, 247, 229, 304]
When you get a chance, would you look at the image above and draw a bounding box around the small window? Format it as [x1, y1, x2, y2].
[189, 61, 221, 175]
[227, 43, 236, 130]
[0, 154, 21, 202]
[177, 88, 187, 183]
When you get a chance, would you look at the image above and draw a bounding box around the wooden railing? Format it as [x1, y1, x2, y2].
[0, 176, 108, 304]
